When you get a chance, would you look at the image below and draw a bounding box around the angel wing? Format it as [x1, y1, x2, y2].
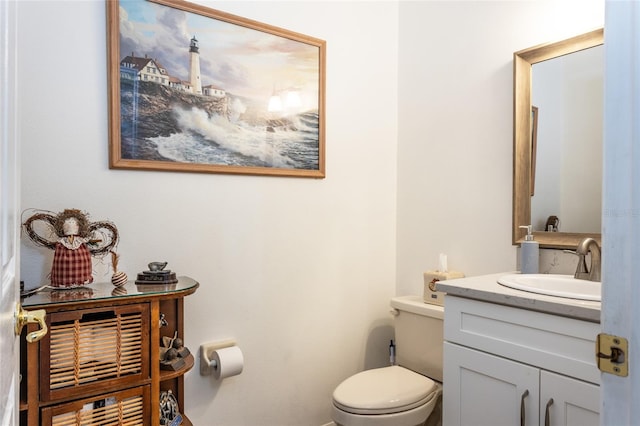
[86, 220, 119, 256]
[22, 211, 58, 250]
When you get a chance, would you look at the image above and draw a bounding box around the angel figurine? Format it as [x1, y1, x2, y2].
[23, 208, 119, 288]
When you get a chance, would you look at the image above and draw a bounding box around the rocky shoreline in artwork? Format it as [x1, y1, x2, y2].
[119, 80, 231, 161]
[118, 79, 308, 164]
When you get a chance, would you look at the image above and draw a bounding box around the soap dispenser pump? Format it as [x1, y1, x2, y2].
[519, 225, 539, 274]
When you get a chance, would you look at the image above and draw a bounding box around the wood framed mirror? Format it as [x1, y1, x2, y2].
[513, 28, 603, 249]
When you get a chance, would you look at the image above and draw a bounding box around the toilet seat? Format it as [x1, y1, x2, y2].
[332, 365, 437, 415]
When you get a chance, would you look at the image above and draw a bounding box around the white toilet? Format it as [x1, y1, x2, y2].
[332, 296, 444, 426]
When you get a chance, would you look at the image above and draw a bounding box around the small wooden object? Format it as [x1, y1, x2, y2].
[160, 332, 190, 371]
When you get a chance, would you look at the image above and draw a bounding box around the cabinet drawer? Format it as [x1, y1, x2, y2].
[41, 385, 150, 426]
[444, 296, 600, 384]
[40, 303, 151, 402]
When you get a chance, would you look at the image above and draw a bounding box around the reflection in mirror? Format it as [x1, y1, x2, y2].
[531, 45, 603, 234]
[513, 29, 603, 249]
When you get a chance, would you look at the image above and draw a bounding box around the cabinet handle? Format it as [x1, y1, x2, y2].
[520, 389, 529, 426]
[544, 398, 554, 426]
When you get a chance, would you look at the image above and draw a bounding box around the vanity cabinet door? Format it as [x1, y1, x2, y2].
[540, 370, 599, 426]
[443, 342, 540, 426]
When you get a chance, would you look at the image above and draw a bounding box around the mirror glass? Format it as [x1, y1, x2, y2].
[531, 45, 603, 233]
[513, 29, 603, 249]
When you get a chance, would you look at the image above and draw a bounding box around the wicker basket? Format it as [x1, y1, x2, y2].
[42, 385, 149, 426]
[40, 304, 150, 402]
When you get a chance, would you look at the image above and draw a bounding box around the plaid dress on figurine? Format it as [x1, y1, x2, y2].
[50, 240, 94, 288]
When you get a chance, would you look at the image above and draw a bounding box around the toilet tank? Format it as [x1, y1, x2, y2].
[391, 295, 444, 382]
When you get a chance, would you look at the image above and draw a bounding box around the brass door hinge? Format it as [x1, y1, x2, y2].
[596, 333, 628, 377]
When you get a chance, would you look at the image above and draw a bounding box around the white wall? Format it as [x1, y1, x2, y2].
[396, 0, 604, 296]
[17, 1, 397, 425]
[16, 0, 604, 424]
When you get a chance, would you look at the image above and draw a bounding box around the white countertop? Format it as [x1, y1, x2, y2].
[436, 272, 601, 323]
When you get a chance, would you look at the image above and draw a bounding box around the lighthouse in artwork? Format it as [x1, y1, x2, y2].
[189, 36, 202, 95]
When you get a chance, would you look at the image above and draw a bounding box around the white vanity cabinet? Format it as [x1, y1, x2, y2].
[445, 343, 599, 426]
[442, 295, 600, 426]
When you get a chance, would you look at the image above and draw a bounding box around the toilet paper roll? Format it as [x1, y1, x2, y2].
[211, 346, 244, 379]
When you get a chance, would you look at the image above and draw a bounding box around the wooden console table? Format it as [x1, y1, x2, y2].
[20, 276, 199, 426]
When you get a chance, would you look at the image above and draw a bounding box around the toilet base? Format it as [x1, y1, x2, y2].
[425, 394, 442, 426]
[332, 387, 441, 426]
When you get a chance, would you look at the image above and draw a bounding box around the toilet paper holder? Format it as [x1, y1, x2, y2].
[199, 339, 236, 376]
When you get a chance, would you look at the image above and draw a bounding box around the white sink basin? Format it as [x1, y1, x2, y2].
[497, 274, 601, 301]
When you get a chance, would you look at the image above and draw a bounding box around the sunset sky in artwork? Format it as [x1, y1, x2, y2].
[119, 1, 320, 111]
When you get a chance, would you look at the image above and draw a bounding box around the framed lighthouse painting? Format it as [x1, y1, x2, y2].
[106, 0, 326, 178]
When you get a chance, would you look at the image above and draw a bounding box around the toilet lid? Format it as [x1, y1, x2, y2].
[332, 366, 437, 415]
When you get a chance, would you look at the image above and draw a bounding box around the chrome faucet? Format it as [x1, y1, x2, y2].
[571, 238, 601, 282]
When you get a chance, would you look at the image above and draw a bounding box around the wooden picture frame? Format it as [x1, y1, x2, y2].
[530, 105, 538, 196]
[106, 0, 326, 178]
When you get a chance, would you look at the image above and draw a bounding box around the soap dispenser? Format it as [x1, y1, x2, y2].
[519, 225, 539, 274]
